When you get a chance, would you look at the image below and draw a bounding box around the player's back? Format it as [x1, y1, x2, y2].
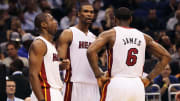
[109, 26, 146, 78]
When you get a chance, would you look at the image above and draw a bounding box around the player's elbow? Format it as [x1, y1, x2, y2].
[162, 53, 171, 63]
[166, 54, 171, 62]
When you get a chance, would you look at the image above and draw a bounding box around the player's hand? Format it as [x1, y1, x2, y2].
[59, 59, 70, 70]
[141, 77, 151, 87]
[97, 75, 110, 89]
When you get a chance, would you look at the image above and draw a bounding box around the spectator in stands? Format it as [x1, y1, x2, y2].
[24, 0, 41, 30]
[0, 0, 9, 10]
[0, 9, 10, 43]
[170, 43, 180, 76]
[158, 31, 175, 54]
[6, 79, 23, 101]
[0, 31, 22, 57]
[9, 59, 31, 99]
[39, 0, 52, 13]
[17, 11, 32, 31]
[89, 8, 104, 36]
[6, 17, 26, 41]
[47, 0, 63, 9]
[60, 6, 78, 30]
[172, 43, 180, 60]
[166, 10, 180, 31]
[8, 0, 20, 16]
[2, 42, 28, 68]
[158, 0, 177, 21]
[174, 23, 180, 45]
[17, 0, 26, 11]
[92, 0, 105, 28]
[153, 64, 180, 101]
[145, 9, 163, 31]
[18, 33, 34, 59]
[101, 6, 115, 30]
[0, 49, 5, 62]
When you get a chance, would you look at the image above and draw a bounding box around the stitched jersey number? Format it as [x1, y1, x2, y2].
[126, 48, 138, 66]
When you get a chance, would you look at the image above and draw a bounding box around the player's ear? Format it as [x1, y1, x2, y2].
[41, 22, 47, 29]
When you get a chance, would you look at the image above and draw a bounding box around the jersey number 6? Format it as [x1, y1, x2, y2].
[126, 48, 138, 66]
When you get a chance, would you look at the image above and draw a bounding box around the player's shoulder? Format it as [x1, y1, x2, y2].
[31, 38, 46, 51]
[144, 34, 153, 41]
[60, 28, 73, 38]
[59, 28, 73, 42]
[100, 28, 116, 36]
[62, 28, 73, 35]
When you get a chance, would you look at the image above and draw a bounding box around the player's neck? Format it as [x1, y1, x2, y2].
[40, 30, 53, 43]
[117, 21, 129, 28]
[76, 23, 89, 34]
[118, 24, 129, 28]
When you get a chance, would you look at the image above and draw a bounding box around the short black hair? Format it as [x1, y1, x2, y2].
[34, 13, 48, 30]
[78, 2, 91, 12]
[114, 7, 132, 21]
[6, 42, 18, 50]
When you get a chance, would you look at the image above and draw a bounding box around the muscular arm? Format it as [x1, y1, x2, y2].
[29, 40, 46, 101]
[57, 29, 72, 70]
[145, 34, 171, 81]
[87, 29, 115, 78]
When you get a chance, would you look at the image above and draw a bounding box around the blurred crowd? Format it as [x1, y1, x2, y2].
[0, 0, 180, 100]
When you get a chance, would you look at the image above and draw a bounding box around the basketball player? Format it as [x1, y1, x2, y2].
[29, 13, 70, 101]
[57, 2, 100, 101]
[87, 7, 171, 101]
